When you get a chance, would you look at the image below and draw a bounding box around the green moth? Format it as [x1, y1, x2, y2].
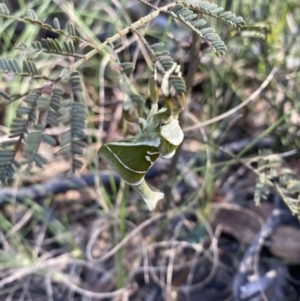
[98, 139, 159, 186]
[98, 139, 164, 210]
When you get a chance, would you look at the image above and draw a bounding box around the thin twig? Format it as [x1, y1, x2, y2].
[184, 68, 277, 132]
[136, 0, 159, 10]
[68, 4, 174, 73]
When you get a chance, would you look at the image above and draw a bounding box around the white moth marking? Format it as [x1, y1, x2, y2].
[109, 140, 160, 147]
[106, 145, 147, 174]
[160, 150, 175, 159]
[135, 139, 160, 147]
[145, 153, 158, 164]
[147, 151, 160, 155]
[128, 177, 144, 186]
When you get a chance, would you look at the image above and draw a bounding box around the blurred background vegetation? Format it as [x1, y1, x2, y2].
[0, 0, 299, 300]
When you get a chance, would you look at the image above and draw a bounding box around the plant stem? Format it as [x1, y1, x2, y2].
[68, 5, 174, 73]
[163, 30, 200, 211]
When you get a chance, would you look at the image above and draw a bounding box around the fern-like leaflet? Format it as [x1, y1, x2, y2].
[58, 71, 86, 174]
[169, 1, 245, 56]
[254, 152, 300, 217]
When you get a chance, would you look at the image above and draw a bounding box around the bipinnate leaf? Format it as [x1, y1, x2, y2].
[168, 2, 245, 56]
[22, 130, 45, 167]
[58, 71, 86, 174]
[0, 147, 19, 185]
[185, 0, 245, 28]
[170, 4, 225, 55]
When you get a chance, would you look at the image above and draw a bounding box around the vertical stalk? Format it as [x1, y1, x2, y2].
[163, 30, 200, 211]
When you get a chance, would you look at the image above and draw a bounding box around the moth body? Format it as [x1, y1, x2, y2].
[132, 180, 164, 211]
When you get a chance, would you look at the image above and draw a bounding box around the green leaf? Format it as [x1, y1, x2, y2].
[58, 145, 71, 155]
[42, 134, 57, 146]
[34, 153, 48, 168]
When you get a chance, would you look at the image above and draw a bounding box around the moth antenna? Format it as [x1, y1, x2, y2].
[131, 180, 164, 211]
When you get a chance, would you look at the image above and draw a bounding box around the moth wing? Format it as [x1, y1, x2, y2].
[159, 120, 184, 159]
[160, 119, 183, 146]
[99, 140, 159, 186]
